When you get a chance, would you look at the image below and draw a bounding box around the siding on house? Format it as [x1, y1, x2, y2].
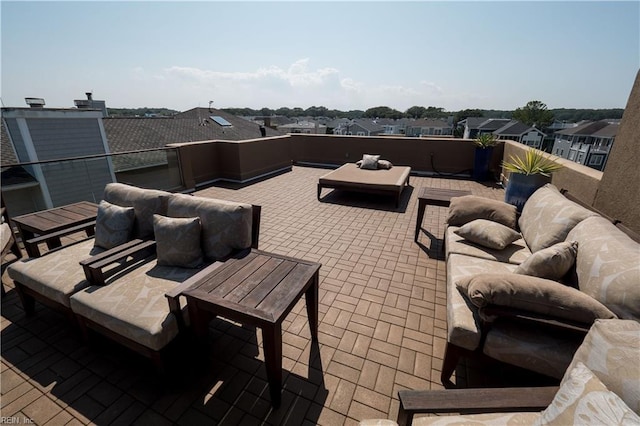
[27, 118, 105, 160]
[41, 158, 112, 206]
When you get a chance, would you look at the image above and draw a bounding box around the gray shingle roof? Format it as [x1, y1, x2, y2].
[591, 123, 618, 138]
[554, 120, 609, 136]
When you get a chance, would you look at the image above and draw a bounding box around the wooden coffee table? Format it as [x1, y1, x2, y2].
[414, 188, 471, 242]
[182, 249, 321, 408]
[12, 201, 98, 257]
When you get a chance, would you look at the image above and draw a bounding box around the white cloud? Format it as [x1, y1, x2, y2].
[127, 60, 469, 111]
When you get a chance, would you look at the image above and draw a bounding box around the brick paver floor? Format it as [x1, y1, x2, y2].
[1, 166, 553, 425]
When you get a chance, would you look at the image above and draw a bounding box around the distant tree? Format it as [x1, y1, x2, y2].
[512, 101, 554, 128]
[259, 107, 275, 116]
[364, 106, 403, 119]
[424, 106, 446, 118]
[406, 106, 427, 118]
[453, 109, 484, 124]
[305, 106, 329, 117]
[292, 107, 305, 116]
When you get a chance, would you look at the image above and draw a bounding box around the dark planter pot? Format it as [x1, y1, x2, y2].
[504, 173, 552, 212]
[473, 147, 494, 181]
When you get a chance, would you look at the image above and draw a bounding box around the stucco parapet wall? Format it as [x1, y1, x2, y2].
[166, 135, 291, 148]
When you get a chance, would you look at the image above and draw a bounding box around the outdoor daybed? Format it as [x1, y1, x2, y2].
[317, 162, 411, 207]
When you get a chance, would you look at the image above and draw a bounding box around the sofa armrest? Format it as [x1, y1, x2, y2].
[397, 386, 558, 426]
[81, 240, 156, 285]
[24, 220, 96, 258]
[480, 305, 592, 334]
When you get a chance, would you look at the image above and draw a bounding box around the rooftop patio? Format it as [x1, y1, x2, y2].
[1, 166, 561, 425]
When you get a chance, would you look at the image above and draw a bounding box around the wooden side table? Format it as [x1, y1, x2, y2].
[414, 188, 471, 242]
[182, 249, 321, 408]
[12, 201, 98, 257]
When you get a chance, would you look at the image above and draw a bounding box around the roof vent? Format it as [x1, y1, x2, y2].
[25, 97, 45, 108]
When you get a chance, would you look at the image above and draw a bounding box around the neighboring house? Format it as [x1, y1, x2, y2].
[375, 118, 409, 135]
[493, 120, 547, 149]
[404, 118, 453, 137]
[277, 120, 327, 134]
[334, 119, 385, 136]
[1, 102, 115, 214]
[551, 120, 618, 171]
[458, 117, 510, 139]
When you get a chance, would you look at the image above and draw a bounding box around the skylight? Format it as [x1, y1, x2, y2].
[210, 116, 232, 127]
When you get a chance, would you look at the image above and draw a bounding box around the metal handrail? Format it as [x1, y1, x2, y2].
[1, 147, 176, 168]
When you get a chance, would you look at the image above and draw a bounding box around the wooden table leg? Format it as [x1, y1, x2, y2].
[414, 198, 427, 242]
[306, 273, 319, 341]
[262, 323, 283, 408]
[188, 301, 210, 339]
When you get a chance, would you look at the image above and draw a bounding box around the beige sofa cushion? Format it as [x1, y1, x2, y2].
[458, 273, 617, 324]
[447, 195, 517, 229]
[103, 183, 171, 239]
[564, 319, 640, 414]
[518, 184, 597, 253]
[7, 239, 102, 307]
[567, 216, 640, 320]
[70, 259, 203, 351]
[514, 241, 578, 280]
[536, 362, 640, 425]
[446, 254, 517, 351]
[167, 194, 252, 261]
[446, 226, 531, 265]
[454, 219, 521, 250]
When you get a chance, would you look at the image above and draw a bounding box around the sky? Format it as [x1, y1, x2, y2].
[1, 1, 638, 112]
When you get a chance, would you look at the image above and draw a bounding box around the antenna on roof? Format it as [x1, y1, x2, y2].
[208, 100, 214, 113]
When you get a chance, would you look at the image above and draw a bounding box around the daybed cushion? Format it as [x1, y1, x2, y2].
[167, 194, 253, 261]
[70, 260, 203, 351]
[567, 216, 640, 320]
[446, 254, 517, 351]
[564, 319, 640, 414]
[454, 219, 521, 250]
[94, 200, 135, 249]
[513, 241, 578, 280]
[447, 195, 517, 229]
[153, 215, 204, 268]
[445, 226, 531, 265]
[518, 184, 597, 253]
[536, 362, 640, 425]
[103, 183, 171, 239]
[7, 239, 102, 307]
[318, 163, 411, 194]
[457, 273, 617, 324]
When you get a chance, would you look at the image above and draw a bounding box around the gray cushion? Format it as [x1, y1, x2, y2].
[514, 241, 578, 280]
[153, 215, 204, 268]
[454, 219, 521, 250]
[103, 183, 171, 239]
[457, 273, 617, 324]
[167, 194, 253, 261]
[94, 200, 135, 249]
[360, 154, 380, 170]
[447, 195, 517, 229]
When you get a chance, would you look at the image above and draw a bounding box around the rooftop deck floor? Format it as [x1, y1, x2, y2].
[1, 166, 552, 425]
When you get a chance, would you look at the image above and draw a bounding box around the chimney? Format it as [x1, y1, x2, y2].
[25, 97, 45, 108]
[260, 125, 266, 137]
[86, 92, 93, 101]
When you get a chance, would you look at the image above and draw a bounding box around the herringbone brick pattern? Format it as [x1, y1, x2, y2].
[1, 166, 547, 425]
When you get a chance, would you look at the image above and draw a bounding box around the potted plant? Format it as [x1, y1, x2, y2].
[502, 148, 563, 211]
[472, 133, 497, 181]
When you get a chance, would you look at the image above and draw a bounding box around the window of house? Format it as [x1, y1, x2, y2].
[569, 151, 576, 161]
[589, 156, 603, 166]
[357, 131, 365, 136]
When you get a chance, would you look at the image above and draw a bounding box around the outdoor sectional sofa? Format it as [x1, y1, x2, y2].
[8, 183, 260, 369]
[442, 184, 640, 386]
[317, 162, 411, 207]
